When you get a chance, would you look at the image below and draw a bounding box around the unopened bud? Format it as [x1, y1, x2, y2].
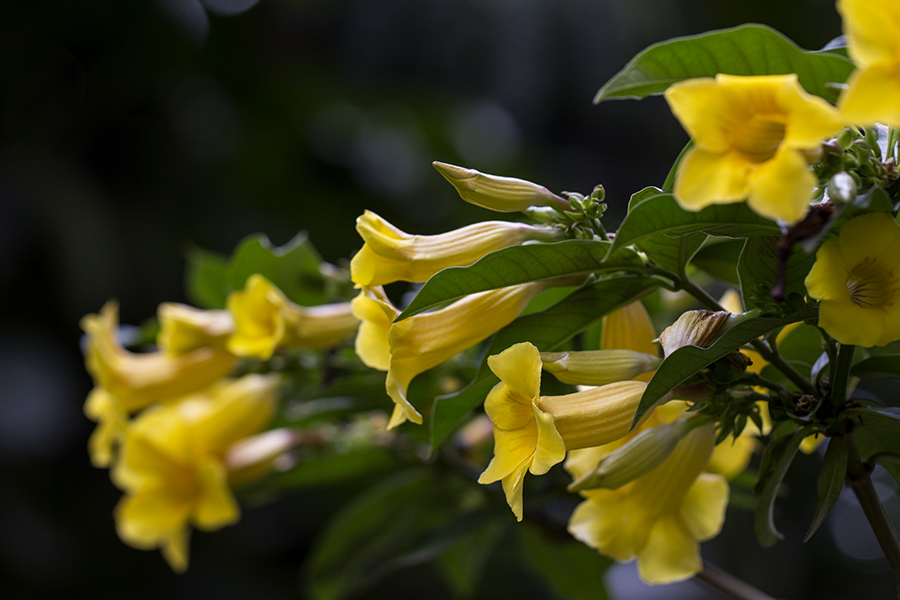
[658, 310, 730, 357]
[827, 171, 857, 203]
[433, 161, 567, 213]
[225, 428, 305, 487]
[568, 418, 707, 491]
[540, 349, 661, 386]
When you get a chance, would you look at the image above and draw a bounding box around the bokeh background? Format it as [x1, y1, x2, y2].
[3, 0, 899, 598]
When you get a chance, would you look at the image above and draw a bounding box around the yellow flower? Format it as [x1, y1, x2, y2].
[350, 210, 560, 287]
[567, 423, 728, 584]
[111, 374, 279, 572]
[539, 349, 661, 386]
[478, 342, 647, 520]
[157, 303, 233, 356]
[226, 274, 358, 359]
[805, 211, 900, 347]
[664, 74, 844, 223]
[81, 302, 237, 467]
[837, 0, 900, 126]
[432, 161, 568, 213]
[385, 283, 545, 428]
[350, 286, 398, 371]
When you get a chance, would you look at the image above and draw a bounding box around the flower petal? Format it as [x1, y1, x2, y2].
[530, 401, 566, 475]
[839, 212, 900, 266]
[680, 473, 729, 541]
[840, 64, 900, 128]
[838, 0, 900, 68]
[674, 148, 751, 211]
[805, 239, 850, 302]
[637, 515, 701, 584]
[746, 146, 816, 223]
[193, 459, 240, 530]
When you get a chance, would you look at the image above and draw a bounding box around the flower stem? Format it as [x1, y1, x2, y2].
[845, 437, 900, 581]
[830, 343, 855, 408]
[695, 563, 777, 600]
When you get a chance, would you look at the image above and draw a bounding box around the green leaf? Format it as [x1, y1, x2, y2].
[227, 232, 327, 306]
[738, 236, 817, 310]
[595, 24, 855, 103]
[804, 437, 849, 542]
[850, 355, 900, 380]
[633, 308, 818, 426]
[430, 276, 661, 453]
[691, 239, 744, 285]
[637, 231, 707, 275]
[846, 407, 900, 462]
[184, 247, 230, 309]
[755, 429, 805, 547]
[397, 241, 646, 321]
[437, 519, 508, 597]
[610, 194, 780, 258]
[518, 524, 612, 600]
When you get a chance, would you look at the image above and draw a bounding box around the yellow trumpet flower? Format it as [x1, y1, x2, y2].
[478, 342, 648, 520]
[664, 73, 844, 223]
[567, 422, 728, 584]
[81, 302, 237, 467]
[350, 210, 560, 287]
[805, 211, 900, 347]
[226, 274, 359, 360]
[837, 0, 900, 127]
[353, 282, 544, 428]
[112, 374, 279, 572]
[157, 303, 233, 356]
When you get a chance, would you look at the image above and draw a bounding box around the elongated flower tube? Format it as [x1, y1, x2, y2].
[664, 73, 844, 223]
[540, 349, 661, 386]
[568, 416, 706, 492]
[81, 302, 237, 467]
[567, 423, 728, 584]
[805, 211, 900, 347]
[157, 303, 234, 356]
[837, 0, 900, 126]
[385, 282, 545, 428]
[478, 342, 647, 520]
[350, 210, 560, 287]
[112, 374, 279, 572]
[432, 161, 568, 213]
[227, 274, 359, 360]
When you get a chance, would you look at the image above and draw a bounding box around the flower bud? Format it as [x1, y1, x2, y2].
[658, 310, 731, 357]
[432, 161, 567, 213]
[826, 171, 858, 204]
[540, 349, 661, 386]
[567, 418, 705, 491]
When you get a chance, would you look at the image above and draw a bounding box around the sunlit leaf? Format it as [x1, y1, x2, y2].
[227, 232, 327, 306]
[610, 194, 780, 258]
[595, 24, 855, 103]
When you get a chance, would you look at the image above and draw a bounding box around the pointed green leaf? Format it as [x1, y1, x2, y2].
[637, 231, 707, 275]
[398, 240, 646, 321]
[430, 276, 660, 452]
[633, 308, 818, 426]
[595, 24, 855, 103]
[850, 355, 900, 380]
[691, 239, 744, 285]
[185, 246, 230, 309]
[610, 194, 780, 258]
[804, 437, 849, 542]
[227, 232, 327, 306]
[755, 429, 805, 547]
[738, 236, 818, 310]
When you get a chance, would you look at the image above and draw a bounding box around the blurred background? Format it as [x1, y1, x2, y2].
[3, 0, 898, 598]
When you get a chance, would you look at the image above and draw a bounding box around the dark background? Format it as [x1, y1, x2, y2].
[3, 0, 896, 598]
